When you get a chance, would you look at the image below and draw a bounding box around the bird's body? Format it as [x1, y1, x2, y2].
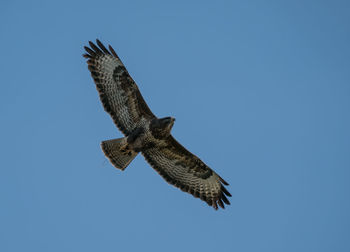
[83, 40, 231, 210]
[118, 117, 175, 154]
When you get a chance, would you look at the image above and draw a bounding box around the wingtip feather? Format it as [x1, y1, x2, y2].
[221, 185, 232, 197]
[218, 199, 225, 209]
[96, 39, 111, 55]
[89, 41, 103, 54]
[219, 176, 229, 186]
[108, 44, 119, 58]
[221, 193, 231, 205]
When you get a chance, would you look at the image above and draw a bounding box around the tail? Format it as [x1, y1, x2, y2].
[101, 137, 138, 170]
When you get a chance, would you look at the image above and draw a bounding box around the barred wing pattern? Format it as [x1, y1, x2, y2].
[142, 136, 231, 209]
[83, 40, 155, 135]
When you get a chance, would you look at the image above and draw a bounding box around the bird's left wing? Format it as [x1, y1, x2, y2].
[142, 136, 231, 210]
[83, 40, 155, 136]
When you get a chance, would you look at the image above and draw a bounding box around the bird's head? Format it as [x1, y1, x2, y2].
[150, 117, 175, 138]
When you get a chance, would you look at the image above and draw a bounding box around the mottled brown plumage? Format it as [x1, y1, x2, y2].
[83, 39, 231, 210]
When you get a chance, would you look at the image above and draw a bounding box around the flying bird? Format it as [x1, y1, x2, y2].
[83, 40, 231, 210]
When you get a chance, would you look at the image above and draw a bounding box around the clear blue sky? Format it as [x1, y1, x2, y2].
[1, 1, 349, 251]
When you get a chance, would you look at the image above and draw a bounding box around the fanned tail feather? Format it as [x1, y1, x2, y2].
[101, 138, 138, 170]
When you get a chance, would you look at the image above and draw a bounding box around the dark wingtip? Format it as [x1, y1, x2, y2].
[108, 44, 119, 58]
[219, 176, 229, 186]
[96, 39, 111, 55]
[84, 46, 95, 55]
[221, 185, 232, 197]
[218, 199, 225, 209]
[221, 193, 231, 205]
[89, 41, 103, 54]
[88, 41, 94, 49]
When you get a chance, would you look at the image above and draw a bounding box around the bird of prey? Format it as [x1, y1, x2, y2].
[83, 39, 231, 210]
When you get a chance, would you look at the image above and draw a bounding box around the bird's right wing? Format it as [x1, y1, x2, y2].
[83, 40, 155, 136]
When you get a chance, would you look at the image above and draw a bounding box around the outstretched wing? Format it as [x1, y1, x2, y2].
[83, 40, 155, 136]
[142, 136, 231, 210]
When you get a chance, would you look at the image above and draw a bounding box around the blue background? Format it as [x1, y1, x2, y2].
[1, 1, 349, 251]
